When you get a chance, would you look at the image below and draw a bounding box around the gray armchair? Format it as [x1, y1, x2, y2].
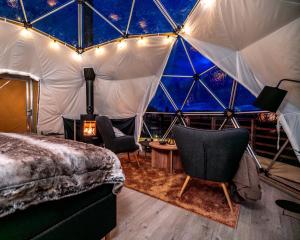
[96, 116, 140, 166]
[173, 125, 249, 212]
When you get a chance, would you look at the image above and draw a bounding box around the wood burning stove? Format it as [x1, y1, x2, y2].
[83, 120, 96, 136]
[81, 68, 97, 141]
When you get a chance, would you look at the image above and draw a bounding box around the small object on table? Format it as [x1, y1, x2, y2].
[149, 141, 182, 174]
[159, 139, 167, 145]
[167, 138, 176, 145]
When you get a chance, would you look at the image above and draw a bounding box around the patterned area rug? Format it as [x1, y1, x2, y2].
[120, 156, 240, 228]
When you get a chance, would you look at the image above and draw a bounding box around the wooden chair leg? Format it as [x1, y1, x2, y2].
[221, 183, 234, 213]
[104, 232, 111, 240]
[178, 175, 191, 198]
[134, 151, 140, 167]
[127, 152, 131, 161]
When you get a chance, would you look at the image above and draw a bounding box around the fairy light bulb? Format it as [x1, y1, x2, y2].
[49, 40, 59, 50]
[20, 28, 32, 38]
[72, 52, 82, 62]
[201, 0, 215, 10]
[118, 39, 127, 49]
[138, 36, 146, 46]
[95, 46, 105, 55]
[164, 35, 173, 45]
[181, 25, 191, 35]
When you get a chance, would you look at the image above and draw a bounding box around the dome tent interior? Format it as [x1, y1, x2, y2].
[0, 0, 300, 239]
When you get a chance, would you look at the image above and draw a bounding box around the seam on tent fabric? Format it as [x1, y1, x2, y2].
[137, 37, 176, 138]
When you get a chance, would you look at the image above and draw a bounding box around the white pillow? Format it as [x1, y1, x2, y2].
[113, 127, 125, 137]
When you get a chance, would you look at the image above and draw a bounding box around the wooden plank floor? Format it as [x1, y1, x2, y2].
[111, 182, 300, 240]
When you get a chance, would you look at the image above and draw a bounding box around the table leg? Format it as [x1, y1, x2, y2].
[169, 150, 173, 174]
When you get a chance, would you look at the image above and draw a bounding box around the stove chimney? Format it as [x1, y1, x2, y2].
[83, 68, 96, 115]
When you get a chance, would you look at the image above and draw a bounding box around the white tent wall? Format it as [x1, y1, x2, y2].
[0, 21, 174, 136]
[83, 37, 175, 138]
[182, 0, 300, 160]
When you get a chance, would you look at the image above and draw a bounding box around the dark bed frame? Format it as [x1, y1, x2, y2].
[0, 184, 116, 240]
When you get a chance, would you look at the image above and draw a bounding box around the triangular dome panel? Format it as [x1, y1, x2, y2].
[129, 0, 173, 34]
[164, 38, 194, 76]
[0, 0, 23, 21]
[200, 68, 233, 109]
[160, 0, 197, 26]
[83, 4, 122, 48]
[182, 81, 224, 112]
[23, 0, 70, 22]
[234, 83, 260, 112]
[185, 40, 215, 74]
[161, 76, 194, 109]
[147, 85, 176, 113]
[33, 2, 78, 47]
[86, 0, 132, 33]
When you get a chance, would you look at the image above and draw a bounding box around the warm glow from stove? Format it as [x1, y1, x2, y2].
[83, 120, 96, 136]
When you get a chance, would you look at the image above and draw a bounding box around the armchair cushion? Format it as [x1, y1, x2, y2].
[112, 135, 139, 154]
[113, 127, 125, 138]
[173, 125, 249, 182]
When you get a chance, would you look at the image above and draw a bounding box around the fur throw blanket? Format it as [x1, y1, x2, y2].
[0, 133, 124, 218]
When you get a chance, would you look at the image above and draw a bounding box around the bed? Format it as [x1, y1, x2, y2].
[0, 133, 125, 240]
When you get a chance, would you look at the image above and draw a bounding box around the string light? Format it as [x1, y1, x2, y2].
[181, 25, 191, 35]
[118, 39, 127, 50]
[49, 40, 59, 50]
[201, 0, 215, 10]
[95, 46, 105, 55]
[138, 36, 146, 46]
[163, 35, 173, 45]
[72, 52, 82, 62]
[20, 28, 32, 38]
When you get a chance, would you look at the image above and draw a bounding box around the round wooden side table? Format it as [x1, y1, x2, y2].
[149, 141, 182, 173]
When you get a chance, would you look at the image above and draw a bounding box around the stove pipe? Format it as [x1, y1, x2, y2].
[83, 68, 96, 115]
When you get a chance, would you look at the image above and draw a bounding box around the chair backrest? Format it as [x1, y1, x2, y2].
[96, 116, 115, 148]
[62, 117, 81, 141]
[173, 125, 249, 182]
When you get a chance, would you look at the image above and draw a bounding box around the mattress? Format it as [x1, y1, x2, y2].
[0, 133, 125, 218]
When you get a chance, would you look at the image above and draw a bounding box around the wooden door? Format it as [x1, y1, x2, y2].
[0, 78, 38, 133]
